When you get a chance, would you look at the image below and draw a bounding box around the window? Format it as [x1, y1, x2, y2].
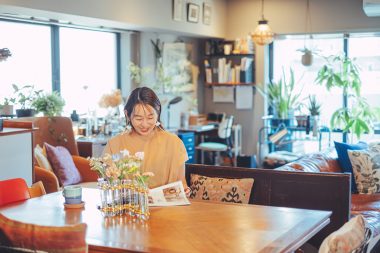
[0, 19, 119, 117]
[273, 35, 343, 127]
[273, 33, 380, 147]
[0, 20, 51, 105]
[59, 28, 118, 116]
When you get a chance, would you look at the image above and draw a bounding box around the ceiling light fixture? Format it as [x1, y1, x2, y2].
[251, 0, 274, 46]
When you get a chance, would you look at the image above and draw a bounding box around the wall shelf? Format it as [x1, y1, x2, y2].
[206, 82, 256, 87]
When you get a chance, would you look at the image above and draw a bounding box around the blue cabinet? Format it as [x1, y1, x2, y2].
[177, 131, 195, 163]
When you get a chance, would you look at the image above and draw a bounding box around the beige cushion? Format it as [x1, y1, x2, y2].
[189, 174, 254, 204]
[319, 215, 369, 253]
[34, 144, 53, 172]
[348, 143, 380, 194]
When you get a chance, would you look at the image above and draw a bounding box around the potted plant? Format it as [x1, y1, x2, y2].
[0, 97, 16, 115]
[32, 91, 65, 116]
[298, 47, 313, 67]
[12, 84, 42, 117]
[267, 68, 303, 127]
[307, 95, 322, 136]
[315, 55, 380, 140]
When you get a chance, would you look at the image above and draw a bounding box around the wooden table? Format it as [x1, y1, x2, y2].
[0, 188, 331, 253]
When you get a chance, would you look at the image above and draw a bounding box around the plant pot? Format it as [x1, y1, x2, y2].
[269, 118, 291, 128]
[0, 105, 14, 115]
[16, 109, 35, 118]
[302, 52, 313, 66]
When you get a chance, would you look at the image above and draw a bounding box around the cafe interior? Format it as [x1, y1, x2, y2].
[1, 0, 380, 252]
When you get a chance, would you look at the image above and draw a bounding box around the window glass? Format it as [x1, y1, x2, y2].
[349, 36, 380, 142]
[59, 27, 118, 116]
[0, 21, 52, 106]
[273, 36, 343, 128]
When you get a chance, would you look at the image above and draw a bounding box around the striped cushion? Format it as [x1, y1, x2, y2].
[0, 213, 87, 253]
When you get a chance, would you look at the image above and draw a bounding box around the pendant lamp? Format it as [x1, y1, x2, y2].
[251, 0, 274, 46]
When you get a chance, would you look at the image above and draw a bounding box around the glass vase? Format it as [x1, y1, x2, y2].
[137, 183, 150, 221]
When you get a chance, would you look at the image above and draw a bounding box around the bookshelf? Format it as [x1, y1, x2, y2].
[204, 53, 255, 86]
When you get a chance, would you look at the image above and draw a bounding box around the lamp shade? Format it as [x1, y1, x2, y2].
[251, 20, 274, 46]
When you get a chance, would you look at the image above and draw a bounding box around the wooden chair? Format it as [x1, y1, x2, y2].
[27, 181, 46, 198]
[0, 178, 30, 206]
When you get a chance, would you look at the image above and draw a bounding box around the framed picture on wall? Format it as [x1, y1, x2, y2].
[173, 0, 183, 22]
[187, 3, 199, 23]
[203, 3, 212, 25]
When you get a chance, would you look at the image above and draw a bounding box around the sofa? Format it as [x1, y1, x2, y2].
[274, 147, 380, 250]
[185, 163, 351, 248]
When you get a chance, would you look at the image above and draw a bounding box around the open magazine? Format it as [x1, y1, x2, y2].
[148, 181, 190, 207]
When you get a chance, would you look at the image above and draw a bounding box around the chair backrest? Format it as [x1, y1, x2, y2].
[0, 178, 30, 206]
[217, 115, 234, 139]
[11, 116, 79, 156]
[28, 181, 46, 198]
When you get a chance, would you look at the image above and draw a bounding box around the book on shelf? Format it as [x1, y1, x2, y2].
[240, 57, 253, 83]
[205, 68, 212, 83]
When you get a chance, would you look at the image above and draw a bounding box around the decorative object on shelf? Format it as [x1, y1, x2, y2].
[251, 0, 274, 46]
[316, 54, 380, 141]
[11, 84, 42, 117]
[187, 3, 199, 23]
[32, 91, 65, 116]
[172, 0, 183, 22]
[203, 3, 212, 25]
[0, 48, 11, 62]
[88, 150, 154, 220]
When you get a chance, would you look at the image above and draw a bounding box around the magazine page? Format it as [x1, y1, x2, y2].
[148, 181, 190, 207]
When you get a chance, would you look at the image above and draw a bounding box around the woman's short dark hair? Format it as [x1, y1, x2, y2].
[124, 87, 162, 123]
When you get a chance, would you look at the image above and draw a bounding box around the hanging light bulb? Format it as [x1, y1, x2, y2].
[251, 0, 274, 46]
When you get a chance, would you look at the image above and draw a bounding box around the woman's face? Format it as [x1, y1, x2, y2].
[129, 103, 158, 136]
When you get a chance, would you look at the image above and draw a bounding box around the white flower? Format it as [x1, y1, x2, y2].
[120, 149, 130, 157]
[135, 152, 144, 160]
[142, 172, 154, 177]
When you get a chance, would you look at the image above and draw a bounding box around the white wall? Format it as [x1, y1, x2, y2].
[226, 0, 380, 39]
[0, 0, 227, 37]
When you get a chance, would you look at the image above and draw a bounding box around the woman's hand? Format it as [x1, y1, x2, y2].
[184, 186, 192, 198]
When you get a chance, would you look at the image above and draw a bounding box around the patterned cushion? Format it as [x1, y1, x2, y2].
[348, 143, 380, 194]
[34, 144, 53, 171]
[334, 141, 368, 193]
[319, 215, 371, 253]
[189, 174, 254, 204]
[0, 213, 87, 253]
[44, 143, 82, 186]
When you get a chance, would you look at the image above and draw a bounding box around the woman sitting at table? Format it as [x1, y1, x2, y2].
[103, 86, 191, 196]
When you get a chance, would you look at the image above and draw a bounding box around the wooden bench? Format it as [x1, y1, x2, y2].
[185, 164, 351, 247]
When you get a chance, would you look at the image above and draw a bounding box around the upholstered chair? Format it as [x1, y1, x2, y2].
[12, 116, 98, 193]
